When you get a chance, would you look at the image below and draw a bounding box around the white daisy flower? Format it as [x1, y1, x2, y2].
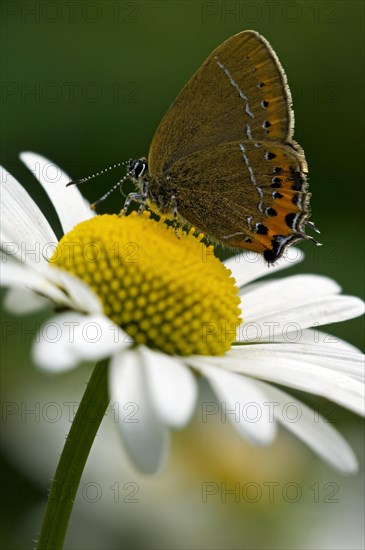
[1, 152, 364, 476]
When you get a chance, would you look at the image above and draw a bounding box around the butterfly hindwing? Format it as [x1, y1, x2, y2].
[156, 140, 309, 260]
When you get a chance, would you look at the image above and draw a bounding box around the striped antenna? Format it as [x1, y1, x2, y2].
[66, 160, 129, 187]
[90, 173, 132, 211]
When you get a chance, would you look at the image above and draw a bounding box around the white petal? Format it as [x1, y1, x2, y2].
[2, 249, 102, 313]
[4, 287, 50, 314]
[109, 349, 169, 473]
[33, 315, 82, 373]
[224, 246, 303, 289]
[1, 255, 73, 306]
[270, 328, 363, 358]
[33, 313, 130, 372]
[36, 263, 103, 314]
[198, 345, 365, 416]
[195, 361, 276, 445]
[254, 342, 364, 381]
[239, 274, 340, 328]
[0, 166, 57, 264]
[20, 152, 93, 235]
[254, 380, 358, 474]
[237, 274, 364, 341]
[140, 347, 198, 428]
[241, 274, 340, 312]
[1, 254, 45, 287]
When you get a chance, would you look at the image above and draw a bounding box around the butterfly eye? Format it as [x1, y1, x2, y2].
[129, 159, 148, 179]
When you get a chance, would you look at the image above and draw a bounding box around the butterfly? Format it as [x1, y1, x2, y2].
[69, 30, 319, 263]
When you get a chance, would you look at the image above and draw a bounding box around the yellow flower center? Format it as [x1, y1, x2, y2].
[51, 213, 241, 356]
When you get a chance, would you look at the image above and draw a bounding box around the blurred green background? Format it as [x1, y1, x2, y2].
[1, 1, 364, 549]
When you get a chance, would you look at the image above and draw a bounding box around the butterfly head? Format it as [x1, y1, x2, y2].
[127, 158, 148, 181]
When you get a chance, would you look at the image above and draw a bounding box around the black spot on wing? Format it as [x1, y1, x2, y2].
[285, 213, 296, 228]
[256, 223, 268, 235]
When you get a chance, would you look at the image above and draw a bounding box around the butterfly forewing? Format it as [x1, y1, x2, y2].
[148, 30, 294, 176]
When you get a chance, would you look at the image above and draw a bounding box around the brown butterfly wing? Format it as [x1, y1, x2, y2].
[147, 30, 312, 261]
[148, 30, 295, 176]
[166, 140, 310, 261]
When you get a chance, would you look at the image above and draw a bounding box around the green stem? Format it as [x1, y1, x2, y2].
[37, 359, 110, 550]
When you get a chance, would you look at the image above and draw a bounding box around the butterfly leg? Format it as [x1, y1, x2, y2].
[137, 181, 149, 214]
[120, 192, 144, 215]
[171, 194, 180, 238]
[120, 181, 149, 216]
